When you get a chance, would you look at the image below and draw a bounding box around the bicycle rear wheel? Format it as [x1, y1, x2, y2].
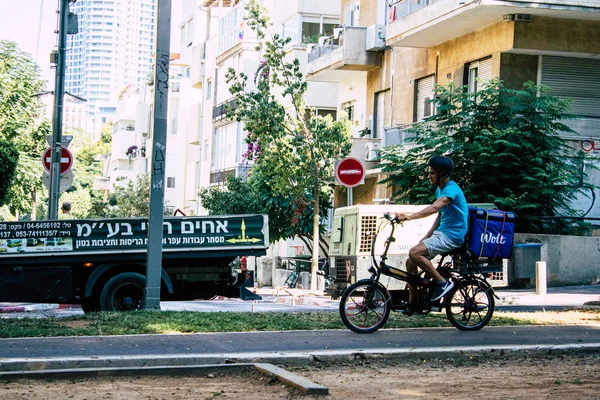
[445, 279, 495, 331]
[339, 280, 391, 334]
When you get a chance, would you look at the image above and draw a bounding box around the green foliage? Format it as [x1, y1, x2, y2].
[0, 139, 19, 204]
[199, 176, 265, 215]
[380, 80, 592, 234]
[109, 174, 151, 217]
[225, 0, 352, 261]
[0, 40, 48, 214]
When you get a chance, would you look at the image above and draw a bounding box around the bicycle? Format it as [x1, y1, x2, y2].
[283, 257, 331, 289]
[339, 213, 498, 333]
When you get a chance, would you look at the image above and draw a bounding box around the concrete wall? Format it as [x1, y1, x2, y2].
[514, 16, 600, 55]
[513, 233, 600, 287]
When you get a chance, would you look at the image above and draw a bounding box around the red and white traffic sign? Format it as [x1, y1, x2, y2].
[42, 146, 73, 174]
[335, 157, 365, 188]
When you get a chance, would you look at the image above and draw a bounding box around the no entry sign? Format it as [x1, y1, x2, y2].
[42, 146, 73, 174]
[335, 157, 365, 188]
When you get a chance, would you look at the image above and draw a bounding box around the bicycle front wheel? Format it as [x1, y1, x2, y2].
[445, 279, 495, 331]
[339, 280, 391, 334]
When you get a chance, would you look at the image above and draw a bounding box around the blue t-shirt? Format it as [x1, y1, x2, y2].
[435, 180, 468, 243]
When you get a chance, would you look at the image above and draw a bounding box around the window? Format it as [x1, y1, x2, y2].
[415, 75, 435, 122]
[301, 15, 338, 43]
[167, 177, 175, 188]
[342, 102, 354, 122]
[206, 80, 212, 100]
[467, 57, 492, 93]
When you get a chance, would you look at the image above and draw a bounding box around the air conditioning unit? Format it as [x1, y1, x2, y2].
[364, 142, 381, 162]
[366, 24, 385, 51]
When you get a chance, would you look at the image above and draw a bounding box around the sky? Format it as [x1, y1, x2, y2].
[0, 0, 182, 90]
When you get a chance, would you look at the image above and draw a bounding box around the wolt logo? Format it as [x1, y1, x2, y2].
[480, 232, 506, 245]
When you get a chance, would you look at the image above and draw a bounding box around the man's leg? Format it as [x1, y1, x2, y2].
[405, 257, 418, 304]
[408, 243, 445, 284]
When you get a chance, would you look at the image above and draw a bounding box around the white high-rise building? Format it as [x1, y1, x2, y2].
[64, 0, 156, 135]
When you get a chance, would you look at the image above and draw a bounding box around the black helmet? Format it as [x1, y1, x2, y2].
[427, 155, 454, 177]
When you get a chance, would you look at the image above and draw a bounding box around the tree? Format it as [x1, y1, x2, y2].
[109, 175, 151, 217]
[199, 175, 333, 257]
[225, 0, 352, 288]
[0, 139, 18, 204]
[0, 40, 48, 215]
[199, 176, 265, 216]
[380, 80, 591, 234]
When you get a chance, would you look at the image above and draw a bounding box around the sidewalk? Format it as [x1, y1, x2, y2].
[1, 284, 599, 313]
[257, 285, 600, 309]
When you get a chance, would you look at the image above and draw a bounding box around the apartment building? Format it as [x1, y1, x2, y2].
[106, 58, 193, 215]
[307, 0, 600, 218]
[179, 0, 340, 217]
[65, 0, 156, 135]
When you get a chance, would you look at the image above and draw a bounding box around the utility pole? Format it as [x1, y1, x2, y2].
[144, 0, 172, 310]
[48, 0, 70, 220]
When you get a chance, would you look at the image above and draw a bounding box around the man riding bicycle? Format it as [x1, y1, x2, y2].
[395, 155, 468, 307]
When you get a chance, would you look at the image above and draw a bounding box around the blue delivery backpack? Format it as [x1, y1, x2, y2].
[467, 207, 515, 259]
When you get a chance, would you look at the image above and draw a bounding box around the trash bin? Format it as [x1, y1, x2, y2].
[512, 243, 542, 279]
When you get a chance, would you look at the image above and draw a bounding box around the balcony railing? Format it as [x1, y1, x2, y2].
[383, 124, 419, 147]
[209, 164, 252, 185]
[387, 0, 438, 24]
[212, 98, 238, 122]
[307, 35, 341, 64]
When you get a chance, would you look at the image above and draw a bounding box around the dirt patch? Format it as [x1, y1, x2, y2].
[54, 320, 93, 329]
[1, 352, 598, 399]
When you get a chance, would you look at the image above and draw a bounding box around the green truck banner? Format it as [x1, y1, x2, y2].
[0, 215, 267, 255]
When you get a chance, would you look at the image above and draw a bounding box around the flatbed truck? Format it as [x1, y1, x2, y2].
[0, 214, 268, 312]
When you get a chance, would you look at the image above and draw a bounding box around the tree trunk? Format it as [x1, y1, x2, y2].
[310, 181, 320, 290]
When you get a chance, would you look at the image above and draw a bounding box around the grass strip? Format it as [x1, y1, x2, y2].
[0, 309, 598, 338]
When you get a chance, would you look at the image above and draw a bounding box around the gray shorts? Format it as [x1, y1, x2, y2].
[422, 231, 464, 259]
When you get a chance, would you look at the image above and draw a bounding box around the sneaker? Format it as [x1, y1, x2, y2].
[431, 280, 454, 301]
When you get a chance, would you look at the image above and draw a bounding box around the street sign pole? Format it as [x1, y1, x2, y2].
[48, 0, 70, 220]
[144, 0, 171, 310]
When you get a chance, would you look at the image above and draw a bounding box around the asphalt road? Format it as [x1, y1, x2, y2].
[1, 325, 598, 361]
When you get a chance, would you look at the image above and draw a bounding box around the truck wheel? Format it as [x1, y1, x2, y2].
[100, 272, 146, 312]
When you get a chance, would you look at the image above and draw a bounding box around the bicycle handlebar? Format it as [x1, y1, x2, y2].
[383, 212, 403, 225]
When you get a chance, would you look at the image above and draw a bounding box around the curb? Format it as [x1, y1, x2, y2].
[0, 304, 79, 314]
[2, 343, 599, 374]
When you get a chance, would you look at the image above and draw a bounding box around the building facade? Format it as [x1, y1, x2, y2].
[306, 0, 600, 220]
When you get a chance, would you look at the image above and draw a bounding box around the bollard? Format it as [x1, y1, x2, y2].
[536, 261, 547, 295]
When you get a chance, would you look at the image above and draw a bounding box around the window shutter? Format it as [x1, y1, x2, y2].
[376, 90, 391, 139]
[541, 56, 600, 118]
[416, 76, 435, 122]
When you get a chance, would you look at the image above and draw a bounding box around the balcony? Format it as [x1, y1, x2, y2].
[386, 0, 600, 48]
[306, 27, 383, 83]
[383, 124, 418, 147]
[212, 98, 237, 123]
[209, 164, 252, 185]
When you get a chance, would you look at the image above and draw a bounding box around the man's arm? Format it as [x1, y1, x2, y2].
[395, 196, 452, 222]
